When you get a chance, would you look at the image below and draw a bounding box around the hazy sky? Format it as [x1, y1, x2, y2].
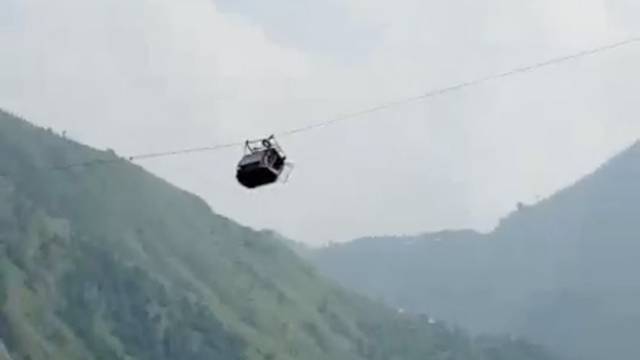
[1, 0, 640, 244]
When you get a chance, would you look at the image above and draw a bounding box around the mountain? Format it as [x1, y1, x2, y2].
[311, 141, 640, 360]
[0, 109, 559, 360]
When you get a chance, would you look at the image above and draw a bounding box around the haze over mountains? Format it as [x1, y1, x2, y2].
[0, 110, 561, 360]
[312, 140, 640, 360]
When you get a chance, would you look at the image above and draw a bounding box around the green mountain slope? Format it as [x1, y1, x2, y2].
[311, 141, 640, 360]
[0, 110, 558, 360]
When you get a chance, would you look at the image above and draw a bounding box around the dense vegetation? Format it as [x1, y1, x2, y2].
[312, 141, 640, 360]
[0, 109, 557, 360]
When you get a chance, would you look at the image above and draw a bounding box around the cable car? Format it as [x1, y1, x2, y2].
[236, 136, 288, 189]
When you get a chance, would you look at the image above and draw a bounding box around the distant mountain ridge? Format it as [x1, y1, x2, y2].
[0, 109, 558, 360]
[312, 140, 640, 360]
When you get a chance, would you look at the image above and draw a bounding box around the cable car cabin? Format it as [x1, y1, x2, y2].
[236, 137, 287, 189]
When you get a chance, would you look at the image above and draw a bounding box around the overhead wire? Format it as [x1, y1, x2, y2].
[10, 36, 640, 174]
[127, 142, 245, 161]
[44, 142, 245, 172]
[278, 36, 640, 137]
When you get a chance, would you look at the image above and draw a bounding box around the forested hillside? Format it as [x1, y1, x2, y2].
[312, 141, 640, 360]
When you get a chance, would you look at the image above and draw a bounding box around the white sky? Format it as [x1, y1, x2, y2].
[1, 0, 640, 244]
